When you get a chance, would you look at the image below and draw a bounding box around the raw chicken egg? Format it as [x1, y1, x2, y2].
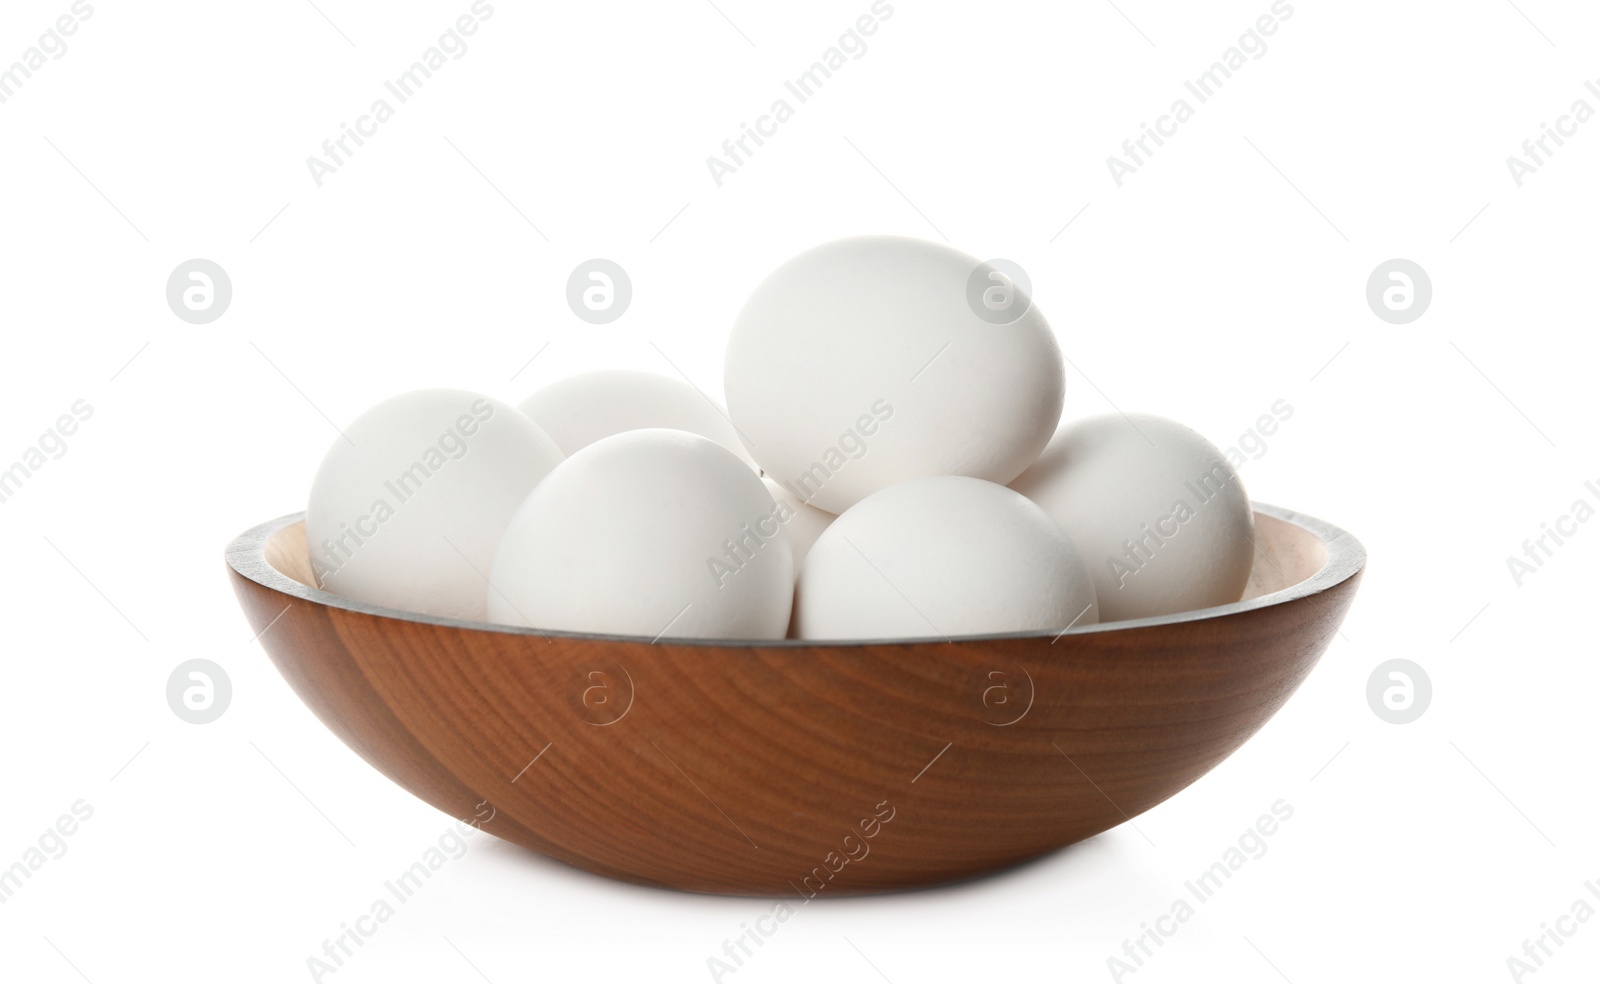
[1010, 413, 1254, 622]
[520, 369, 757, 471]
[306, 389, 564, 621]
[487, 429, 792, 639]
[724, 236, 1065, 512]
[793, 475, 1098, 641]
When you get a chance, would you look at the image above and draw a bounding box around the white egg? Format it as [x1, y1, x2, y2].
[724, 236, 1065, 512]
[762, 477, 834, 566]
[519, 369, 758, 471]
[487, 429, 793, 639]
[306, 389, 564, 621]
[793, 476, 1098, 641]
[1009, 413, 1255, 622]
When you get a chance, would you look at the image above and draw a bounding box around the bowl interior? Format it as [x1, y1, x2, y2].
[247, 506, 1337, 641]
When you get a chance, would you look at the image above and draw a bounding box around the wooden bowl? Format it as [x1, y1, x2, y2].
[226, 502, 1362, 896]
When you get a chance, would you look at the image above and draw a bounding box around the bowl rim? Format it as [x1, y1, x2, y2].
[225, 502, 1364, 648]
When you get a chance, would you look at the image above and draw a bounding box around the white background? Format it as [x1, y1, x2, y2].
[1, 0, 1597, 981]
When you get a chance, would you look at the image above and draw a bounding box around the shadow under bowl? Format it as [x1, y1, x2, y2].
[225, 502, 1363, 896]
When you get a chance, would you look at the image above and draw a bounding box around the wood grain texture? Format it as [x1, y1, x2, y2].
[226, 503, 1363, 896]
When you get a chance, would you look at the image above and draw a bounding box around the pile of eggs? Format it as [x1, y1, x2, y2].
[305, 237, 1256, 641]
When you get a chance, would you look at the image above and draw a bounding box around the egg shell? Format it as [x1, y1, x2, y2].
[762, 477, 835, 566]
[519, 369, 758, 471]
[793, 475, 1098, 641]
[306, 389, 564, 622]
[724, 236, 1065, 512]
[1009, 412, 1254, 622]
[487, 429, 793, 639]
